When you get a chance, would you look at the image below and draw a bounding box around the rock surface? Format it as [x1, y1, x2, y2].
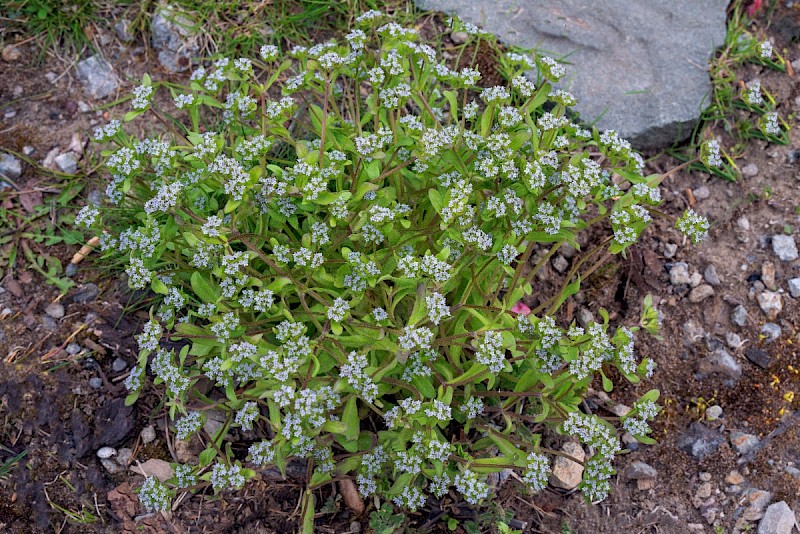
[677, 422, 723, 460]
[417, 0, 728, 148]
[76, 56, 119, 99]
[0, 153, 22, 181]
[549, 441, 585, 490]
[151, 4, 198, 73]
[758, 501, 798, 534]
[772, 235, 798, 261]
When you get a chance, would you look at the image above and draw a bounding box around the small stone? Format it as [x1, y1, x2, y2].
[89, 377, 103, 389]
[71, 283, 99, 303]
[76, 55, 119, 99]
[725, 470, 745, 485]
[22, 146, 34, 156]
[552, 255, 568, 273]
[741, 163, 759, 177]
[151, 5, 198, 73]
[624, 461, 657, 480]
[54, 153, 78, 175]
[737, 217, 751, 231]
[669, 262, 691, 286]
[689, 271, 703, 288]
[693, 185, 710, 200]
[2, 45, 21, 62]
[116, 448, 133, 467]
[757, 291, 782, 319]
[140, 425, 156, 444]
[45, 72, 57, 83]
[77, 101, 91, 113]
[732, 305, 749, 327]
[705, 405, 723, 420]
[101, 458, 122, 474]
[699, 472, 712, 482]
[622, 432, 639, 451]
[65, 263, 79, 277]
[742, 488, 773, 521]
[772, 235, 798, 261]
[730, 431, 760, 455]
[115, 19, 134, 42]
[758, 501, 797, 534]
[97, 446, 117, 459]
[788, 278, 800, 298]
[0, 153, 22, 180]
[695, 482, 713, 499]
[549, 441, 585, 490]
[725, 332, 743, 349]
[664, 243, 678, 258]
[110, 357, 127, 373]
[683, 319, 705, 342]
[4, 109, 16, 120]
[696, 348, 741, 385]
[577, 308, 593, 329]
[761, 323, 781, 342]
[762, 262, 776, 290]
[174, 439, 194, 464]
[88, 189, 103, 206]
[66, 343, 82, 355]
[704, 264, 721, 286]
[203, 410, 226, 437]
[746, 347, 771, 369]
[350, 520, 362, 534]
[689, 284, 715, 303]
[677, 422, 724, 460]
[451, 30, 469, 44]
[45, 302, 64, 319]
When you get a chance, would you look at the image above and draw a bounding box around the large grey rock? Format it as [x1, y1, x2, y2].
[151, 4, 198, 73]
[772, 235, 798, 262]
[76, 56, 118, 99]
[758, 502, 798, 534]
[418, 0, 727, 148]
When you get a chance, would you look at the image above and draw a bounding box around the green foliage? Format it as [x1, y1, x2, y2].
[83, 11, 681, 528]
[2, 0, 100, 57]
[681, 0, 791, 180]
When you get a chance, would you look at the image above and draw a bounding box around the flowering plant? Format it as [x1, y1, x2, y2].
[80, 12, 703, 528]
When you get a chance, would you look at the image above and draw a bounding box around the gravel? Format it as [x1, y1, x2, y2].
[705, 405, 723, 420]
[669, 262, 691, 285]
[772, 234, 798, 261]
[741, 163, 759, 177]
[761, 322, 782, 342]
[450, 30, 468, 44]
[730, 431, 760, 455]
[677, 422, 724, 460]
[758, 501, 797, 534]
[788, 278, 800, 298]
[732, 304, 749, 326]
[725, 332, 743, 349]
[76, 55, 119, 99]
[549, 441, 585, 490]
[704, 264, 721, 286]
[65, 343, 82, 355]
[97, 446, 117, 459]
[115, 19, 134, 43]
[664, 243, 678, 258]
[693, 185, 710, 200]
[140, 425, 156, 444]
[696, 348, 742, 386]
[0, 153, 22, 181]
[89, 377, 103, 389]
[44, 302, 65, 319]
[54, 153, 78, 174]
[551, 255, 569, 273]
[111, 357, 127, 372]
[757, 291, 783, 319]
[71, 283, 99, 303]
[689, 284, 715, 303]
[746, 347, 772, 369]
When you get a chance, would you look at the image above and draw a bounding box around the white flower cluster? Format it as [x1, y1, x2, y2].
[138, 477, 170, 512]
[475, 330, 506, 373]
[210, 462, 246, 492]
[676, 208, 710, 244]
[522, 452, 550, 491]
[175, 411, 205, 440]
[454, 469, 489, 504]
[234, 401, 260, 430]
[745, 80, 764, 106]
[759, 40, 773, 59]
[341, 351, 378, 403]
[132, 84, 153, 110]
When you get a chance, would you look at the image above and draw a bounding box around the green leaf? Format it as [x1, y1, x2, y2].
[343, 396, 360, 443]
[191, 271, 218, 303]
[447, 363, 487, 386]
[199, 447, 217, 467]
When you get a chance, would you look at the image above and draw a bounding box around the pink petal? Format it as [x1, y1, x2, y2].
[511, 302, 531, 315]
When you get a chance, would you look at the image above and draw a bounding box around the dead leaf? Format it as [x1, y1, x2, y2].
[17, 270, 32, 284]
[4, 277, 23, 298]
[107, 482, 137, 518]
[19, 179, 43, 214]
[131, 458, 174, 482]
[339, 478, 364, 515]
